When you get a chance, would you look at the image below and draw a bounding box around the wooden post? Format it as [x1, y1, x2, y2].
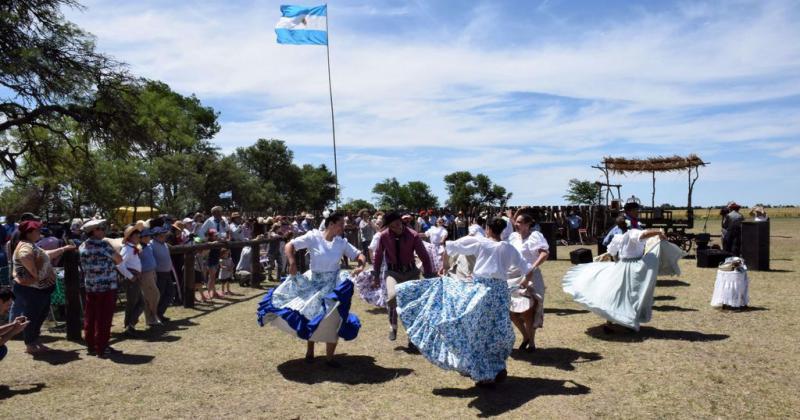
[250, 243, 262, 287]
[62, 250, 82, 342]
[183, 251, 195, 308]
[651, 171, 656, 209]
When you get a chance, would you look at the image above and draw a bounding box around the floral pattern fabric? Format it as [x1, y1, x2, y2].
[396, 276, 515, 382]
[353, 270, 387, 308]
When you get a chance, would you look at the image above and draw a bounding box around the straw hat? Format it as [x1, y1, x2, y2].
[124, 225, 142, 241]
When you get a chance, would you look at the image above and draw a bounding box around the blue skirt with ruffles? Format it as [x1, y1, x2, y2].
[257, 270, 360, 342]
[396, 276, 514, 382]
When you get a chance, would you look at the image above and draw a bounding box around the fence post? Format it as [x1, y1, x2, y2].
[183, 251, 195, 308]
[250, 243, 263, 287]
[62, 250, 82, 342]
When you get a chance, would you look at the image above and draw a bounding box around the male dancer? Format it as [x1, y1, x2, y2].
[372, 212, 435, 348]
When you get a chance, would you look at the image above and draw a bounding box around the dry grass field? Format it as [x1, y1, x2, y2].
[2, 219, 799, 419]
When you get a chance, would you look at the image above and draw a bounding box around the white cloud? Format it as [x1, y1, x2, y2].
[64, 0, 800, 204]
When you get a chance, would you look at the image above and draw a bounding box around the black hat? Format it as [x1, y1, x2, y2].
[20, 212, 41, 221]
[623, 202, 640, 211]
[383, 212, 402, 226]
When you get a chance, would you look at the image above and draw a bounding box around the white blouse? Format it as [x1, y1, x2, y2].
[607, 229, 647, 259]
[446, 235, 531, 280]
[290, 229, 361, 272]
[119, 243, 141, 277]
[506, 231, 549, 278]
[426, 226, 448, 246]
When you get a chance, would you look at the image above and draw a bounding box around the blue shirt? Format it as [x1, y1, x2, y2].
[140, 243, 157, 272]
[568, 215, 582, 229]
[151, 240, 172, 273]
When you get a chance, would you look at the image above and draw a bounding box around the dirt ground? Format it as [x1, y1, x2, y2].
[2, 219, 798, 419]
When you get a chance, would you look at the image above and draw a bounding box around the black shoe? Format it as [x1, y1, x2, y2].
[388, 329, 397, 341]
[160, 316, 171, 323]
[407, 342, 420, 354]
[526, 341, 536, 353]
[602, 324, 615, 334]
[495, 369, 508, 383]
[518, 340, 529, 351]
[87, 348, 97, 356]
[123, 326, 138, 337]
[325, 360, 342, 368]
[476, 380, 496, 389]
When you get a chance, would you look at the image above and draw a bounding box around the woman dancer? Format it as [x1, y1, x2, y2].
[507, 211, 549, 352]
[396, 218, 534, 387]
[353, 218, 388, 308]
[423, 217, 448, 272]
[562, 216, 684, 332]
[257, 212, 366, 367]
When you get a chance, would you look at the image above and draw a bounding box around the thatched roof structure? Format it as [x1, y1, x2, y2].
[601, 154, 706, 174]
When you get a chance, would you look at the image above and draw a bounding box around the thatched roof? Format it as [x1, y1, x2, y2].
[602, 154, 706, 174]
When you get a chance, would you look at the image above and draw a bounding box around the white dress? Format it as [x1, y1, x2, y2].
[506, 231, 549, 325]
[426, 225, 448, 271]
[711, 265, 749, 308]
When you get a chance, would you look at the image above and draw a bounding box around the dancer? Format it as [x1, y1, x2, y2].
[257, 212, 366, 368]
[507, 211, 549, 352]
[371, 212, 435, 344]
[396, 218, 534, 387]
[353, 217, 388, 308]
[423, 217, 448, 272]
[562, 216, 685, 332]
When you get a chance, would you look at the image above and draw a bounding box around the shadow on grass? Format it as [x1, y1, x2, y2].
[653, 295, 676, 301]
[656, 280, 690, 287]
[433, 377, 590, 417]
[365, 307, 388, 315]
[107, 352, 155, 365]
[586, 325, 729, 342]
[543, 308, 590, 316]
[511, 347, 602, 371]
[31, 349, 81, 365]
[0, 383, 46, 400]
[277, 354, 413, 385]
[766, 269, 794, 273]
[652, 305, 698, 312]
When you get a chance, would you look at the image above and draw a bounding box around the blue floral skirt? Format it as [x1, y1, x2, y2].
[353, 266, 388, 308]
[396, 276, 515, 382]
[257, 270, 360, 343]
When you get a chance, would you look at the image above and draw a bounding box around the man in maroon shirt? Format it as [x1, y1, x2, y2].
[372, 212, 435, 346]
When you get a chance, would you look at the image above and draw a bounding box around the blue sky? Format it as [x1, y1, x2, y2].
[66, 0, 800, 206]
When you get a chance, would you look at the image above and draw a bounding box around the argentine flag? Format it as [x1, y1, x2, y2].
[275, 5, 327, 45]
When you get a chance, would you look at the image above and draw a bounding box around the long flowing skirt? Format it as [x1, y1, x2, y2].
[256, 270, 360, 342]
[561, 240, 685, 331]
[396, 276, 514, 382]
[507, 268, 545, 327]
[353, 268, 388, 308]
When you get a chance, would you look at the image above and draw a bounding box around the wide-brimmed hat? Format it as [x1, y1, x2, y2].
[727, 201, 741, 211]
[82, 219, 107, 233]
[20, 212, 41, 221]
[173, 221, 185, 231]
[140, 228, 153, 238]
[230, 212, 241, 220]
[124, 225, 142, 241]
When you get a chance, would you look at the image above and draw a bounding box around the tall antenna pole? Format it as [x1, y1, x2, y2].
[324, 4, 340, 210]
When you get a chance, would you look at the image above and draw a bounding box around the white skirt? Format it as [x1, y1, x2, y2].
[506, 268, 545, 327]
[711, 270, 749, 308]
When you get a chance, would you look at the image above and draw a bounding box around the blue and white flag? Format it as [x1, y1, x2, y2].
[275, 5, 328, 45]
[219, 191, 233, 199]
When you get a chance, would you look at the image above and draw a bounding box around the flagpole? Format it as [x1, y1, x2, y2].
[324, 4, 340, 210]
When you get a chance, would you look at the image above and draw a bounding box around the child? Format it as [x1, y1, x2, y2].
[1, 288, 29, 361]
[218, 248, 234, 296]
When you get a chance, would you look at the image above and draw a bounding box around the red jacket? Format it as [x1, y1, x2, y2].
[373, 226, 434, 274]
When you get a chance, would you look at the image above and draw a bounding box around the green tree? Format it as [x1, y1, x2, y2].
[299, 164, 337, 211]
[341, 199, 375, 213]
[444, 171, 511, 210]
[0, 0, 155, 175]
[372, 178, 438, 210]
[563, 178, 598, 204]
